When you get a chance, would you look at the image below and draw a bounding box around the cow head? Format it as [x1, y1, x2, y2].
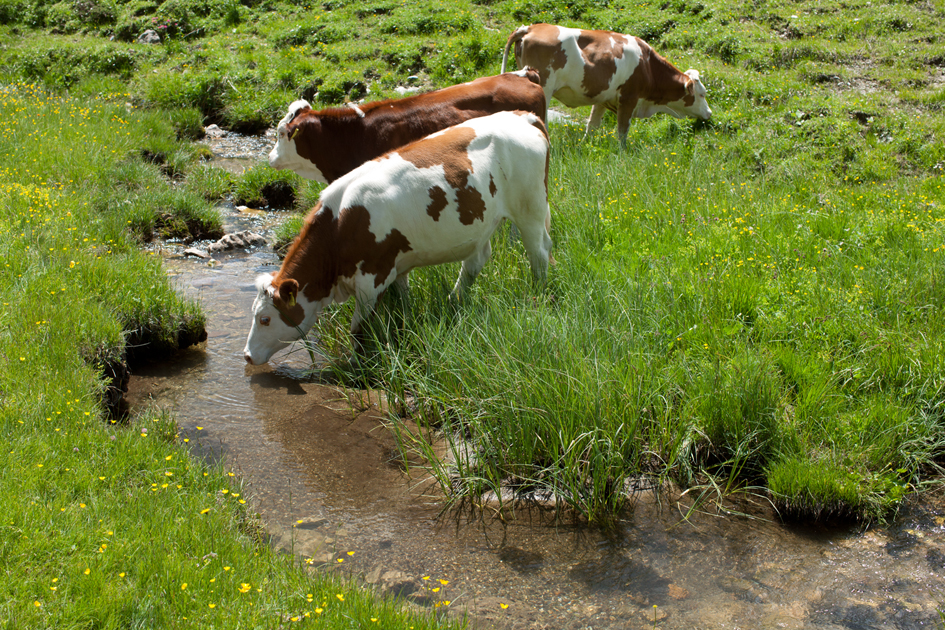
[268, 99, 328, 183]
[243, 274, 318, 365]
[680, 70, 712, 120]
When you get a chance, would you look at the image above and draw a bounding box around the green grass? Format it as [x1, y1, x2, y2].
[0, 84, 460, 629]
[232, 163, 304, 209]
[315, 116, 945, 525]
[0, 0, 942, 558]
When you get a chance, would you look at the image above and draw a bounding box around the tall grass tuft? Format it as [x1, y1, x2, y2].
[311, 113, 945, 524]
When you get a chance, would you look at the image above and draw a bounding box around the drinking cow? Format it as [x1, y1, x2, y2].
[244, 111, 553, 364]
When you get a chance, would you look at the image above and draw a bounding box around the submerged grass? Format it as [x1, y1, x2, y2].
[0, 84, 461, 629]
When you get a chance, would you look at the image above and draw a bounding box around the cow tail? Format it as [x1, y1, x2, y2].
[501, 25, 529, 73]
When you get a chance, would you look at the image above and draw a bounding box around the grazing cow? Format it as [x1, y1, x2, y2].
[268, 70, 547, 184]
[244, 111, 552, 365]
[501, 23, 712, 146]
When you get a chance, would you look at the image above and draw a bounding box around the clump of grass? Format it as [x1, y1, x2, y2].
[270, 180, 324, 256]
[311, 114, 945, 525]
[272, 212, 305, 258]
[168, 107, 206, 140]
[184, 163, 234, 201]
[233, 163, 302, 209]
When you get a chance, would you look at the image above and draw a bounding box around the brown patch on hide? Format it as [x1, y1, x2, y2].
[274, 201, 413, 303]
[426, 185, 449, 220]
[579, 31, 627, 99]
[399, 126, 486, 225]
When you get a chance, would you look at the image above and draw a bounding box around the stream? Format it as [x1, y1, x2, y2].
[124, 132, 945, 630]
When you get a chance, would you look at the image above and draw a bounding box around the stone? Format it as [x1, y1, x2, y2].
[294, 518, 328, 530]
[668, 583, 690, 600]
[207, 231, 267, 253]
[204, 124, 226, 138]
[547, 108, 572, 123]
[395, 86, 421, 96]
[183, 247, 210, 259]
[235, 206, 266, 217]
[365, 566, 383, 585]
[370, 570, 416, 598]
[718, 575, 757, 597]
[293, 532, 332, 560]
[137, 29, 161, 44]
[640, 606, 667, 623]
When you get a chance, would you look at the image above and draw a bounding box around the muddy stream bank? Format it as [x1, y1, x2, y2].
[125, 133, 945, 630]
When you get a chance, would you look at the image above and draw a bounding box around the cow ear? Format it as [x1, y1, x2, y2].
[278, 279, 299, 308]
[684, 69, 701, 94]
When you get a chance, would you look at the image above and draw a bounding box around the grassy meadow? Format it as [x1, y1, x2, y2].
[1, 0, 945, 623]
[0, 87, 455, 629]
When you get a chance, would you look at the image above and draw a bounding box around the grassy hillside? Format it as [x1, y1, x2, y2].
[1, 0, 943, 533]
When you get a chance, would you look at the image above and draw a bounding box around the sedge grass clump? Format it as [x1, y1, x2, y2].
[167, 107, 206, 140]
[232, 162, 302, 209]
[184, 164, 234, 201]
[309, 112, 945, 524]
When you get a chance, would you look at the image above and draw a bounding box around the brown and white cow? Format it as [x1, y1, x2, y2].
[244, 111, 552, 365]
[501, 23, 712, 147]
[268, 70, 547, 184]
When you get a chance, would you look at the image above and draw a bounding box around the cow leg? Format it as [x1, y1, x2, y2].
[381, 273, 410, 311]
[350, 274, 411, 357]
[382, 273, 411, 342]
[583, 104, 608, 141]
[349, 293, 380, 357]
[544, 209, 557, 266]
[451, 240, 492, 301]
[517, 212, 552, 284]
[543, 81, 557, 109]
[616, 98, 638, 149]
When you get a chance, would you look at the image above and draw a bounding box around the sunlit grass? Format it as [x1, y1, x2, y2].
[314, 115, 945, 524]
[0, 84, 462, 629]
[2, 0, 944, 545]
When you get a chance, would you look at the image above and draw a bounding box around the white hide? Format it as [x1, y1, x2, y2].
[541, 26, 643, 109]
[244, 111, 553, 365]
[682, 70, 713, 120]
[268, 99, 329, 184]
[509, 25, 711, 146]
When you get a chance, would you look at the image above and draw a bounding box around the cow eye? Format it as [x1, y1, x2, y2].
[260, 316, 271, 326]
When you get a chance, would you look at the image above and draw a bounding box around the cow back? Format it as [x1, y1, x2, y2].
[274, 72, 546, 184]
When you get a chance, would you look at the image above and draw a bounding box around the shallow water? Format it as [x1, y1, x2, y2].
[126, 133, 945, 630]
